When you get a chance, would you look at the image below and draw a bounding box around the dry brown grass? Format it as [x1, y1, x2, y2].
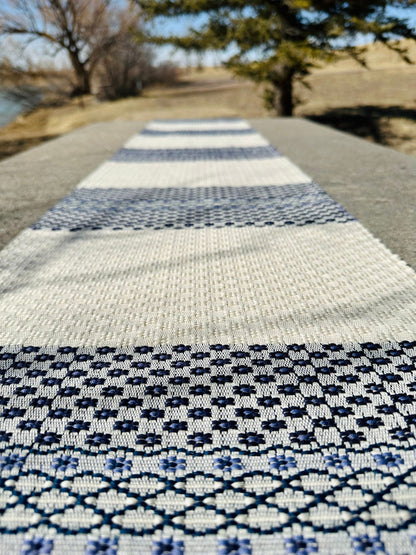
[0, 69, 267, 160]
[296, 40, 416, 155]
[1, 40, 416, 160]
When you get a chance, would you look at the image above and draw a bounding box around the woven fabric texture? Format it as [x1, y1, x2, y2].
[0, 118, 415, 554]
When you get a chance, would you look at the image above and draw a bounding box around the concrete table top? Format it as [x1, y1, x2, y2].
[0, 117, 414, 269]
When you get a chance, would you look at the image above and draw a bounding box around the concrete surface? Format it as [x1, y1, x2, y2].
[0, 117, 414, 269]
[251, 118, 415, 270]
[0, 120, 144, 249]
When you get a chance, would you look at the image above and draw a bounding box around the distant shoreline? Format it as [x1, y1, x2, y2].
[0, 85, 42, 128]
[0, 57, 415, 162]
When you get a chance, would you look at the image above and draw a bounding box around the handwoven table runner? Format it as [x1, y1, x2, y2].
[0, 119, 415, 554]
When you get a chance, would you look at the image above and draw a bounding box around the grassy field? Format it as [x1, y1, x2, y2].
[1, 40, 416, 160]
[297, 40, 416, 156]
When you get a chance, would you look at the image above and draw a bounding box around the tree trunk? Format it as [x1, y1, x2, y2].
[75, 67, 91, 95]
[277, 66, 295, 116]
[279, 73, 294, 116]
[69, 52, 91, 96]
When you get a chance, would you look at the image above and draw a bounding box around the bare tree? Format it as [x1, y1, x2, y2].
[96, 6, 153, 100]
[0, 0, 126, 95]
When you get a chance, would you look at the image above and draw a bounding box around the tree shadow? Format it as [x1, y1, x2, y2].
[306, 105, 416, 146]
[0, 135, 59, 162]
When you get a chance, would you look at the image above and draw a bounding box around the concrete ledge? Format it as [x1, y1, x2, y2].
[0, 121, 144, 249]
[0, 117, 414, 270]
[251, 118, 416, 270]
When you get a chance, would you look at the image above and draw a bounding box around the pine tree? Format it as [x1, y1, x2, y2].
[136, 0, 416, 115]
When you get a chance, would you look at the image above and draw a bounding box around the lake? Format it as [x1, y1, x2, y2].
[0, 86, 42, 128]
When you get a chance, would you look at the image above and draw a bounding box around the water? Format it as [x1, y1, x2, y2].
[0, 86, 42, 128]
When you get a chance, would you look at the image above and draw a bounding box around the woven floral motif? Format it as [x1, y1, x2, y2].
[0, 119, 415, 553]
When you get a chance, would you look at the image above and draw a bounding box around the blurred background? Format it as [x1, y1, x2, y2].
[0, 0, 415, 161]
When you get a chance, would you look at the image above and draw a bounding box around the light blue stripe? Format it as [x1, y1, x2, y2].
[141, 128, 257, 136]
[112, 146, 280, 162]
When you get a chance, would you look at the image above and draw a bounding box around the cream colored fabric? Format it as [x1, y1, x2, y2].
[123, 133, 270, 150]
[146, 120, 251, 131]
[1, 223, 414, 346]
[78, 158, 311, 189]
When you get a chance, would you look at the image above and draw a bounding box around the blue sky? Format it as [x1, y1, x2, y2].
[153, 6, 416, 66]
[154, 6, 416, 36]
[3, 2, 416, 69]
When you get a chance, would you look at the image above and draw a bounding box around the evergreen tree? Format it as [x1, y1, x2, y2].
[136, 0, 416, 115]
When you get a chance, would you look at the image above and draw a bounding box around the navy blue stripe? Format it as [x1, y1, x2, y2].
[0, 341, 414, 457]
[112, 146, 280, 162]
[1, 339, 415, 538]
[141, 128, 257, 136]
[32, 183, 355, 232]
